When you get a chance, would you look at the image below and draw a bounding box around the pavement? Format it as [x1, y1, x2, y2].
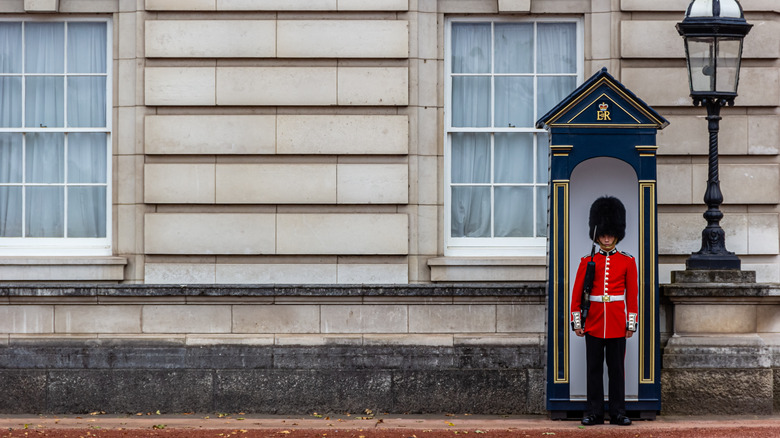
[0, 412, 778, 434]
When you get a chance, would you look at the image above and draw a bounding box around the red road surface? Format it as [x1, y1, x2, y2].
[0, 413, 778, 437]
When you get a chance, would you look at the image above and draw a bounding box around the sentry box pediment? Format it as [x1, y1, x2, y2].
[537, 67, 669, 131]
[537, 67, 668, 419]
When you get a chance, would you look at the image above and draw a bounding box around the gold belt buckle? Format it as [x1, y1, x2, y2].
[603, 295, 611, 302]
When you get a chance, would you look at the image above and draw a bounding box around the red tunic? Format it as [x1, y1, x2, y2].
[570, 248, 638, 339]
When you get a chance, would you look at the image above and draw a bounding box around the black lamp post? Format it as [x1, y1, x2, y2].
[676, 0, 752, 270]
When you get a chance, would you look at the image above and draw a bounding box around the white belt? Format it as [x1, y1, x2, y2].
[589, 294, 625, 303]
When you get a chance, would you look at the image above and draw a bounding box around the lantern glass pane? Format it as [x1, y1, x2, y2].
[686, 37, 716, 93]
[716, 38, 742, 94]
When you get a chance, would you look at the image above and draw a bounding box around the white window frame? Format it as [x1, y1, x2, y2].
[444, 16, 583, 257]
[0, 17, 113, 256]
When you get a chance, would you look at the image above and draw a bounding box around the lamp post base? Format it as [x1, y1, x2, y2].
[685, 253, 741, 270]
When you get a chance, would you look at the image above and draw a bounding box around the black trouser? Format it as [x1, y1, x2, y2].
[585, 334, 626, 419]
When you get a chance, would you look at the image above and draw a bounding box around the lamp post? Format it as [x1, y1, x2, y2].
[676, 0, 752, 270]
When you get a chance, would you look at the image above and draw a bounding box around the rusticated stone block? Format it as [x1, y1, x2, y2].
[47, 369, 213, 414]
[0, 342, 543, 414]
[0, 370, 46, 413]
[661, 369, 773, 415]
[392, 370, 526, 414]
[526, 368, 546, 415]
[775, 368, 780, 413]
[215, 369, 393, 414]
[670, 269, 756, 284]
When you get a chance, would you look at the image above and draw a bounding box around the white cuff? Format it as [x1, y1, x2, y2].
[627, 313, 637, 332]
[571, 311, 582, 330]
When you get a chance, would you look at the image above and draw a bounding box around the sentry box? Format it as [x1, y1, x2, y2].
[536, 68, 669, 420]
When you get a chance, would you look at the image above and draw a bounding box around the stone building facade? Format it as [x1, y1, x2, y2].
[0, 0, 777, 414]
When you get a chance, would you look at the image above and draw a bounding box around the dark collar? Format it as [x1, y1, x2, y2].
[599, 248, 618, 256]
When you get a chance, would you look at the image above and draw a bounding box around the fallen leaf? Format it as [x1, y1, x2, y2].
[279, 431, 291, 435]
[152, 424, 166, 430]
[446, 422, 455, 427]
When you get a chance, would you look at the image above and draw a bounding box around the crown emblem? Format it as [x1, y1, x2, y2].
[599, 102, 608, 111]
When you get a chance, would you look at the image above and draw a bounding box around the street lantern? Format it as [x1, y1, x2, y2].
[676, 0, 752, 270]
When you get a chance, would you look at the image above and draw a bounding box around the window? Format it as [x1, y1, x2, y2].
[445, 18, 582, 256]
[0, 19, 111, 256]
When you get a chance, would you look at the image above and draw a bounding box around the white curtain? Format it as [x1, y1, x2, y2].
[0, 21, 107, 239]
[66, 22, 107, 238]
[0, 23, 23, 237]
[495, 23, 534, 128]
[536, 132, 549, 238]
[451, 23, 490, 128]
[68, 22, 107, 128]
[537, 23, 578, 116]
[67, 133, 106, 238]
[0, 134, 23, 237]
[451, 133, 491, 237]
[494, 133, 533, 237]
[450, 22, 574, 239]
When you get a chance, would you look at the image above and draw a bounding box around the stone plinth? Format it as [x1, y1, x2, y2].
[661, 270, 780, 415]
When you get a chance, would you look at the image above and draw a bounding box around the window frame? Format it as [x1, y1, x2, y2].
[0, 17, 113, 256]
[444, 16, 584, 257]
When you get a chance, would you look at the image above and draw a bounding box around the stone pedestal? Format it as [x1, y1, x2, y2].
[661, 270, 779, 415]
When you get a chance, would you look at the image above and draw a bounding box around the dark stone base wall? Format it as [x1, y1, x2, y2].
[0, 343, 545, 415]
[659, 339, 780, 415]
[775, 369, 780, 414]
[661, 369, 775, 415]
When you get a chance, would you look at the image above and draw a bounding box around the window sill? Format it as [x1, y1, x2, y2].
[0, 256, 127, 282]
[427, 256, 547, 283]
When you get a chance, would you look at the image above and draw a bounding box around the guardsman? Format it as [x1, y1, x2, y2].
[570, 196, 638, 426]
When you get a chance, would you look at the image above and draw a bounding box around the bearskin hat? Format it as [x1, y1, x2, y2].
[588, 196, 626, 242]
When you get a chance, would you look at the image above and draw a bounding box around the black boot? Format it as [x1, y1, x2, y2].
[610, 415, 631, 426]
[581, 415, 604, 426]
